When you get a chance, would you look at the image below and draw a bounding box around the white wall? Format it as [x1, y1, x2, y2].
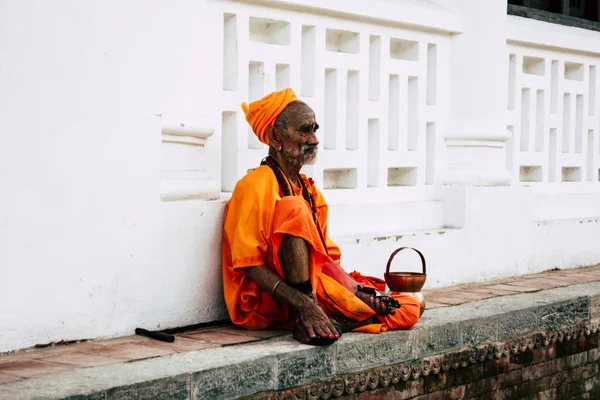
[0, 0, 228, 353]
[334, 187, 600, 289]
[1, 0, 599, 353]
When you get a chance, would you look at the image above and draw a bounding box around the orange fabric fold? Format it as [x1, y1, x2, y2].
[222, 166, 421, 332]
[317, 268, 421, 333]
[241, 88, 298, 145]
[349, 271, 387, 292]
[222, 166, 341, 330]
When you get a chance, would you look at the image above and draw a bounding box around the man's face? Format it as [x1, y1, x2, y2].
[279, 103, 320, 168]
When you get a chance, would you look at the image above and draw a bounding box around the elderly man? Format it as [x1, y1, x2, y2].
[222, 88, 420, 345]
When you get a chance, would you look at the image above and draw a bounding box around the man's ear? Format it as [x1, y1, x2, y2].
[267, 126, 282, 151]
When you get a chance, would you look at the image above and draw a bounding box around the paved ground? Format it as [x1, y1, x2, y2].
[1, 265, 600, 386]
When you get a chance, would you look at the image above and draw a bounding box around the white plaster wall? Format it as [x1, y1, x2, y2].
[0, 0, 228, 353]
[334, 187, 600, 289]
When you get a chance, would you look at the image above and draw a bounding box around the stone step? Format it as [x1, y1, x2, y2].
[1, 276, 600, 399]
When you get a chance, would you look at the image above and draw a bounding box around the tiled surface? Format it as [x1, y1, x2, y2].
[0, 374, 23, 384]
[484, 283, 537, 293]
[78, 343, 176, 361]
[179, 330, 263, 345]
[0, 361, 73, 378]
[0, 264, 599, 385]
[137, 337, 220, 353]
[39, 353, 123, 368]
[215, 327, 289, 338]
[424, 266, 600, 308]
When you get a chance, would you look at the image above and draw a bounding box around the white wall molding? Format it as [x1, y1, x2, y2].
[443, 129, 513, 144]
[440, 0, 512, 186]
[228, 0, 464, 34]
[507, 15, 600, 56]
[160, 114, 219, 201]
[161, 115, 215, 146]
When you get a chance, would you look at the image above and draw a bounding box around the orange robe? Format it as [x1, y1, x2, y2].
[222, 165, 420, 332]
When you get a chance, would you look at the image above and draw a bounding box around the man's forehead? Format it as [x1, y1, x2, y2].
[287, 103, 316, 123]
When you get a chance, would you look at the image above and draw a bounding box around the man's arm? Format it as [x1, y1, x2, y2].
[245, 265, 339, 339]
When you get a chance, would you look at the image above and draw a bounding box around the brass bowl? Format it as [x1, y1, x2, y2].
[385, 272, 427, 293]
[385, 247, 427, 293]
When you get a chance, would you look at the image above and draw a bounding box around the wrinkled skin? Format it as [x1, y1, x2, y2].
[246, 264, 339, 340]
[267, 102, 319, 181]
[297, 299, 339, 339]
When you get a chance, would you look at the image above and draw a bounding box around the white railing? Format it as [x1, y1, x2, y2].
[506, 17, 600, 189]
[217, 0, 454, 205]
[216, 3, 600, 204]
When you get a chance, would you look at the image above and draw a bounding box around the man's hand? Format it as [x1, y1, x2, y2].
[297, 301, 340, 339]
[245, 265, 339, 339]
[355, 287, 398, 316]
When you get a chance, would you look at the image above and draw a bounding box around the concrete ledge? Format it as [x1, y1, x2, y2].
[2, 283, 600, 399]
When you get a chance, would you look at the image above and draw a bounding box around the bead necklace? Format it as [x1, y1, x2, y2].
[260, 156, 318, 225]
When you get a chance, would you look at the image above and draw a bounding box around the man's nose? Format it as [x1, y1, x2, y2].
[308, 132, 319, 146]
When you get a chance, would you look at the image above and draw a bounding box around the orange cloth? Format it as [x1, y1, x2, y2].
[241, 88, 298, 145]
[349, 271, 387, 292]
[221, 166, 421, 332]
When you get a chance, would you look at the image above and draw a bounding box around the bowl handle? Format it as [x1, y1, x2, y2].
[386, 247, 427, 275]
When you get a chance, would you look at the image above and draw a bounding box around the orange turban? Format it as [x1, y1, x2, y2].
[241, 88, 298, 145]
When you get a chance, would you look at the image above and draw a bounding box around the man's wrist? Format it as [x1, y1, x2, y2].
[296, 294, 314, 310]
[355, 284, 377, 295]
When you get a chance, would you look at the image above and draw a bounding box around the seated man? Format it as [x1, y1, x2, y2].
[222, 88, 421, 345]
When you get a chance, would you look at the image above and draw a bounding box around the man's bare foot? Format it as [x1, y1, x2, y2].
[293, 301, 341, 345]
[293, 317, 341, 346]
